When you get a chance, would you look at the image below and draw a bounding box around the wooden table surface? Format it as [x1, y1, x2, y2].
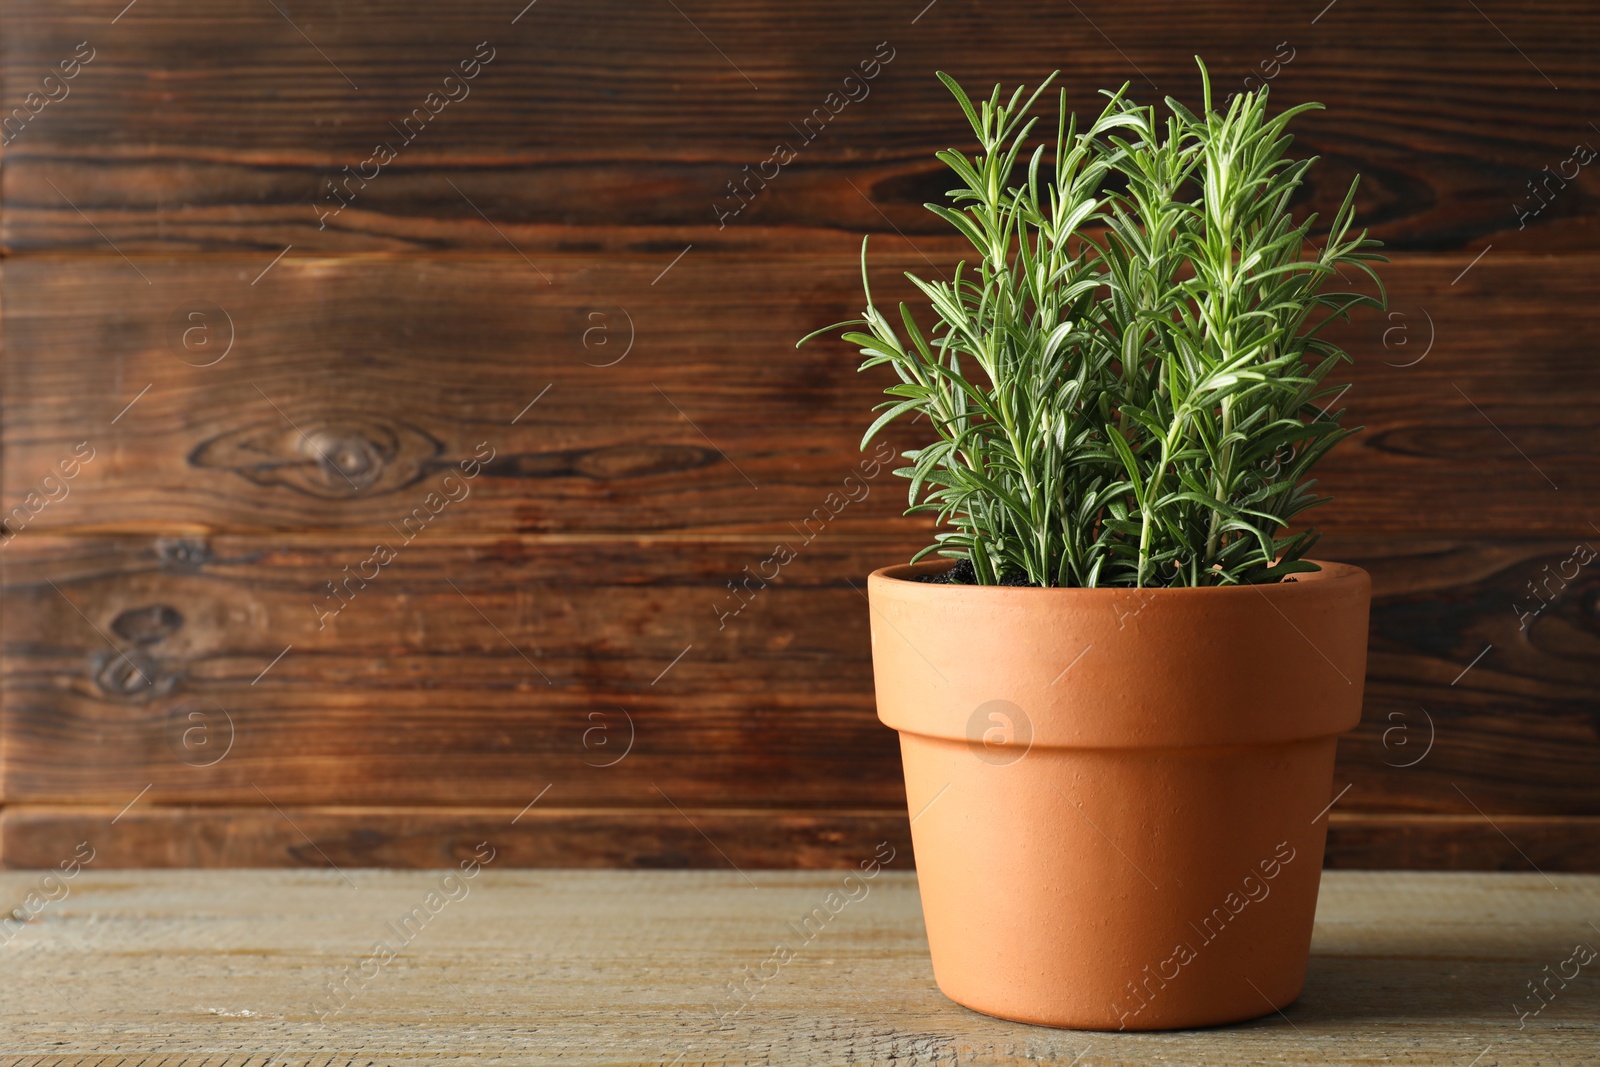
[1, 869, 1596, 1066]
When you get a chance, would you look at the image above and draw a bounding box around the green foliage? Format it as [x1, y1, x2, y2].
[800, 59, 1386, 587]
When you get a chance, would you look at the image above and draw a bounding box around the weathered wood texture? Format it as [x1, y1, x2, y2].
[2, 0, 1597, 868]
[0, 869, 1595, 1065]
[1322, 815, 1600, 872]
[0, 807, 916, 869]
[3, 533, 1598, 811]
[1, 254, 1597, 537]
[2, 531, 1596, 869]
[1, 535, 904, 808]
[1, 1, 1596, 253]
[5, 808, 1599, 873]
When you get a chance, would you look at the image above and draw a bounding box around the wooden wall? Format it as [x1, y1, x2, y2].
[1, 0, 1596, 870]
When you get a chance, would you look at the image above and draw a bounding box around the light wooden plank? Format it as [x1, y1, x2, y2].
[0, 870, 1593, 1064]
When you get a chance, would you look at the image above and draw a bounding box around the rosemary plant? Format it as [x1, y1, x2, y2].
[803, 59, 1385, 587]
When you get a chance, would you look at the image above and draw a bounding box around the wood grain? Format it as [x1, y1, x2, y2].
[3, 0, 1598, 872]
[1, 534, 907, 807]
[0, 868, 1594, 1065]
[3, 253, 1596, 538]
[5, 807, 1597, 873]
[2, 1, 1596, 254]
[1322, 534, 1600, 818]
[4, 534, 1595, 822]
[0, 805, 914, 869]
[1322, 814, 1600, 872]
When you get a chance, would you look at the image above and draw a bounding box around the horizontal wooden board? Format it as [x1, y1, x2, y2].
[1, 870, 1596, 1065]
[1, 1, 1595, 253]
[1, 535, 908, 807]
[3, 806, 1596, 873]
[3, 252, 1596, 538]
[4, 533, 1597, 820]
[1321, 814, 1600, 872]
[0, 805, 913, 869]
[1322, 533, 1600, 817]
[0, 250, 938, 538]
[4, 0, 1596, 877]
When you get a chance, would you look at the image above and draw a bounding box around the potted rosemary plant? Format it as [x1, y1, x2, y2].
[802, 61, 1384, 1030]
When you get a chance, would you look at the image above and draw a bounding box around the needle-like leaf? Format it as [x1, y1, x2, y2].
[799, 58, 1386, 587]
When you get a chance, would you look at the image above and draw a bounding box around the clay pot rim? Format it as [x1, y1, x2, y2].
[870, 557, 1365, 597]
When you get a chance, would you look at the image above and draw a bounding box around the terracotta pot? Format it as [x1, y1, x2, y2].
[867, 559, 1370, 1030]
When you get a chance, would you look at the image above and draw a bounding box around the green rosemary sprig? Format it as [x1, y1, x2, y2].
[802, 58, 1386, 587]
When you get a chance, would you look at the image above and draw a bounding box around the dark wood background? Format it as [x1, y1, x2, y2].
[1, 0, 1596, 870]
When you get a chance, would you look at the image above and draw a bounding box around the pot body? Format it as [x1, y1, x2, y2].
[867, 560, 1370, 1030]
